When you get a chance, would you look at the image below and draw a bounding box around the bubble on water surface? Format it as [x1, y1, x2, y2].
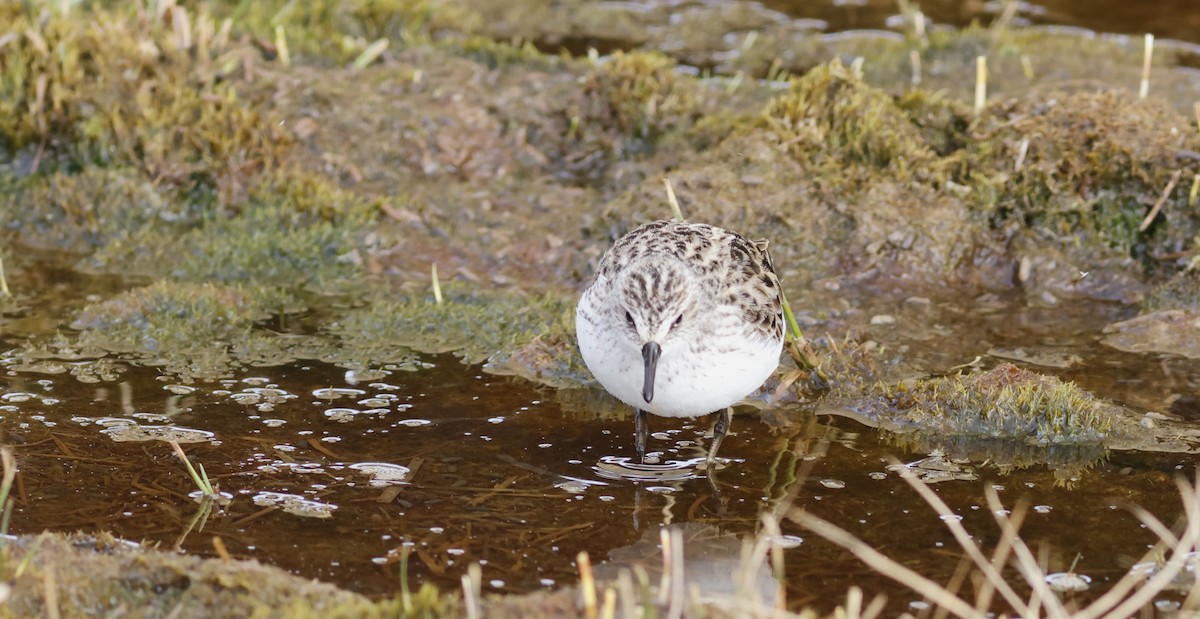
[1046, 572, 1091, 592]
[554, 480, 589, 494]
[345, 369, 389, 383]
[102, 425, 214, 443]
[349, 462, 411, 486]
[324, 408, 363, 423]
[313, 387, 366, 401]
[131, 412, 170, 424]
[252, 491, 337, 518]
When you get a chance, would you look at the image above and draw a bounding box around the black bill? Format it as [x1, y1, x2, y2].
[641, 341, 661, 403]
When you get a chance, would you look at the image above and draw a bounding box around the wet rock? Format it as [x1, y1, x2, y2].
[1102, 309, 1200, 358]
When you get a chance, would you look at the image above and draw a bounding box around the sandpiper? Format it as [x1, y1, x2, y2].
[576, 220, 785, 465]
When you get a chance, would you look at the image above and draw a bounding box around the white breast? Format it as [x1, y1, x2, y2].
[576, 303, 782, 418]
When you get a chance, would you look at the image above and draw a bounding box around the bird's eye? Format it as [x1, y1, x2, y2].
[625, 311, 635, 327]
[671, 314, 683, 329]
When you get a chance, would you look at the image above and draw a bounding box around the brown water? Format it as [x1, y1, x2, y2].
[3, 251, 1198, 616]
[767, 0, 1200, 46]
[5, 1, 1200, 614]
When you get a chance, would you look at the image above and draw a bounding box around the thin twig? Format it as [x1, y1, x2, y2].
[1138, 169, 1182, 232]
[1074, 479, 1199, 618]
[974, 56, 987, 116]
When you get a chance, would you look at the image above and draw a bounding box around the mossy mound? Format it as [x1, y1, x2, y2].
[0, 532, 453, 619]
[328, 284, 583, 382]
[169, 170, 378, 287]
[0, 167, 188, 254]
[578, 51, 702, 149]
[763, 59, 939, 176]
[840, 363, 1128, 444]
[70, 280, 265, 365]
[970, 90, 1200, 257]
[0, 5, 289, 187]
[211, 0, 481, 64]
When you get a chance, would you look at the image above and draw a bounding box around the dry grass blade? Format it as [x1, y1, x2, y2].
[431, 263, 443, 305]
[788, 508, 985, 619]
[891, 460, 1029, 614]
[1140, 33, 1154, 98]
[663, 178, 685, 221]
[798, 465, 1200, 618]
[353, 38, 389, 69]
[1074, 475, 1200, 619]
[43, 562, 59, 619]
[463, 563, 482, 619]
[981, 487, 1066, 619]
[0, 447, 16, 535]
[974, 497, 1030, 614]
[579, 551, 597, 618]
[974, 56, 987, 116]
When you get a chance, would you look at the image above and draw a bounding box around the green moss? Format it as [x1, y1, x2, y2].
[968, 90, 1200, 255]
[0, 532, 458, 618]
[171, 170, 377, 287]
[71, 280, 263, 354]
[578, 50, 702, 148]
[0, 167, 190, 254]
[761, 59, 937, 176]
[66, 280, 319, 380]
[330, 284, 582, 377]
[453, 36, 558, 69]
[212, 0, 481, 64]
[892, 89, 974, 159]
[0, 5, 289, 185]
[879, 363, 1112, 444]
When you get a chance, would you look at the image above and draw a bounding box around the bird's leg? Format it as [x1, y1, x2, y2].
[635, 409, 648, 463]
[707, 408, 731, 466]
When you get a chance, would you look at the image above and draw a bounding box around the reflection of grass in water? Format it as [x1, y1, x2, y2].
[792, 468, 1200, 617]
[553, 452, 1200, 617]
